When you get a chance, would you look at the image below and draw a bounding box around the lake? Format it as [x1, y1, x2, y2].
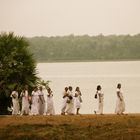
[37, 61, 140, 114]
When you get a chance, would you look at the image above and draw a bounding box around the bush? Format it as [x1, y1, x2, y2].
[0, 32, 38, 114]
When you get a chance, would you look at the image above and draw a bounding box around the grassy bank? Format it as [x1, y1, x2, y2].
[0, 114, 140, 140]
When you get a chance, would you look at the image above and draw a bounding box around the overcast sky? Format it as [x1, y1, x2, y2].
[0, 0, 140, 37]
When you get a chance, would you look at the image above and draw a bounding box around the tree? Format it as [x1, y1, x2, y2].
[0, 32, 39, 114]
[28, 34, 140, 62]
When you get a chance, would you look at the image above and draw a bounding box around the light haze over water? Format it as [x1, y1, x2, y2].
[37, 61, 140, 114]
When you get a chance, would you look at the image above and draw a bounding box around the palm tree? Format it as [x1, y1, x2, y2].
[0, 32, 39, 114]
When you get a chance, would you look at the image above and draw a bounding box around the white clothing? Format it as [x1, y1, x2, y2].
[30, 91, 39, 115]
[115, 88, 125, 114]
[61, 91, 68, 113]
[96, 90, 104, 114]
[41, 89, 48, 114]
[38, 90, 45, 115]
[46, 94, 55, 115]
[11, 91, 20, 115]
[66, 91, 75, 114]
[20, 90, 29, 115]
[75, 91, 82, 109]
[66, 99, 74, 114]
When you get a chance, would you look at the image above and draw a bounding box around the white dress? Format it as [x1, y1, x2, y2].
[38, 90, 45, 115]
[66, 91, 75, 114]
[46, 94, 55, 115]
[61, 91, 68, 113]
[74, 91, 81, 109]
[115, 88, 125, 114]
[41, 89, 48, 114]
[30, 91, 39, 115]
[20, 90, 29, 115]
[97, 90, 104, 114]
[11, 91, 20, 115]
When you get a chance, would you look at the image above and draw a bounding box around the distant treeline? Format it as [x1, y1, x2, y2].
[27, 34, 140, 62]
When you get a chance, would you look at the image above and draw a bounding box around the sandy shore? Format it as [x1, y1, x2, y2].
[0, 114, 140, 140]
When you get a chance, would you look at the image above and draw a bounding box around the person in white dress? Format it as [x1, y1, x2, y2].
[94, 85, 104, 115]
[11, 86, 20, 115]
[30, 87, 39, 115]
[38, 86, 45, 115]
[41, 86, 48, 115]
[61, 87, 69, 115]
[115, 83, 125, 115]
[66, 86, 75, 115]
[74, 87, 82, 115]
[20, 86, 29, 115]
[46, 87, 55, 115]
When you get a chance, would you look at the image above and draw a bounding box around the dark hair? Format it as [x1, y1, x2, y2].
[34, 86, 38, 91]
[97, 85, 101, 91]
[69, 95, 73, 100]
[69, 86, 72, 91]
[47, 87, 52, 94]
[75, 87, 79, 91]
[65, 87, 68, 91]
[117, 83, 121, 88]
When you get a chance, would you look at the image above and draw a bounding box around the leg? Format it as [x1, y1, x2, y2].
[76, 108, 80, 115]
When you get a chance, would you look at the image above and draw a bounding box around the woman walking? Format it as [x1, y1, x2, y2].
[20, 85, 29, 115]
[75, 87, 82, 115]
[66, 86, 75, 115]
[61, 87, 69, 115]
[94, 85, 104, 115]
[46, 87, 55, 115]
[11, 86, 20, 115]
[30, 86, 39, 115]
[115, 83, 125, 115]
[38, 86, 45, 115]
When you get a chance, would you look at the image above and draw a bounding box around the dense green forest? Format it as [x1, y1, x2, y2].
[28, 34, 140, 62]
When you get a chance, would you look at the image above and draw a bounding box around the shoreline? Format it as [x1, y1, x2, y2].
[36, 59, 140, 63]
[0, 112, 140, 116]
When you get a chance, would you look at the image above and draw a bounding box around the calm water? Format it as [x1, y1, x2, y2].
[37, 61, 140, 114]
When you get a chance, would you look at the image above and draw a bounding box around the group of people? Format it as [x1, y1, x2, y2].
[94, 83, 125, 115]
[11, 85, 55, 116]
[10, 83, 125, 116]
[61, 86, 82, 115]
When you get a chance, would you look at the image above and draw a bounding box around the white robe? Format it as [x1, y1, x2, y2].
[46, 94, 55, 115]
[38, 90, 45, 115]
[20, 90, 29, 115]
[41, 89, 48, 114]
[97, 90, 104, 114]
[30, 91, 39, 115]
[11, 91, 20, 115]
[66, 91, 75, 114]
[74, 91, 81, 109]
[115, 88, 125, 114]
[61, 91, 68, 113]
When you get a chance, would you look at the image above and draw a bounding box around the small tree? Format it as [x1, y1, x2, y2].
[0, 32, 39, 114]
